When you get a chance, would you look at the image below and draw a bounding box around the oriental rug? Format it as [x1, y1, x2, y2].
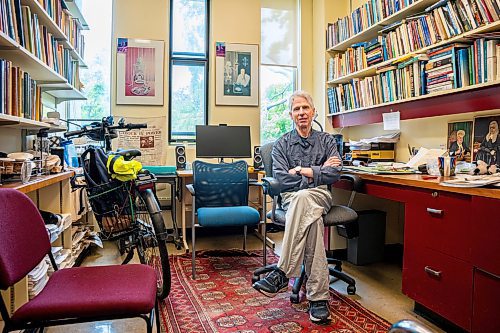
[159, 250, 391, 333]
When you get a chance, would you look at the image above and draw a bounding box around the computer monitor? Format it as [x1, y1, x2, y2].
[196, 125, 251, 160]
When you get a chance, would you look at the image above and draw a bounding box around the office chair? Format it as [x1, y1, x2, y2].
[0, 188, 160, 333]
[389, 320, 435, 333]
[187, 160, 264, 279]
[252, 141, 362, 303]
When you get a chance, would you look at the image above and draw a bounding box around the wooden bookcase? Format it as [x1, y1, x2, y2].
[0, 0, 88, 110]
[327, 0, 500, 127]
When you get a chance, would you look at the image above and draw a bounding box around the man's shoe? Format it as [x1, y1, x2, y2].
[252, 269, 289, 297]
[309, 300, 332, 324]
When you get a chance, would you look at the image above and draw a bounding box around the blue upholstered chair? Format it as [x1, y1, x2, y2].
[187, 160, 265, 279]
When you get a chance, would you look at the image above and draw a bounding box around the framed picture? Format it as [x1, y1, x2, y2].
[447, 121, 473, 162]
[472, 115, 500, 165]
[116, 38, 164, 105]
[215, 42, 259, 106]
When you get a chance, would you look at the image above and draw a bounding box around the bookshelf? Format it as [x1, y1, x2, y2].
[328, 0, 438, 52]
[326, 0, 500, 127]
[331, 80, 500, 127]
[0, 0, 88, 125]
[20, 0, 86, 67]
[328, 20, 500, 85]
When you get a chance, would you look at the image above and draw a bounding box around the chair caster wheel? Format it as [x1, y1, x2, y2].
[290, 293, 300, 304]
[347, 285, 356, 295]
[251, 276, 259, 284]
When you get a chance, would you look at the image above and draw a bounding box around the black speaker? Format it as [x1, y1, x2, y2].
[253, 146, 263, 170]
[175, 145, 186, 170]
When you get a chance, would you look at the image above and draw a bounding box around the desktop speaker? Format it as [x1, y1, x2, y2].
[253, 146, 263, 170]
[175, 145, 186, 170]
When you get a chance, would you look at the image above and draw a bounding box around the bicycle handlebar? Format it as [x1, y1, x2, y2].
[64, 119, 147, 140]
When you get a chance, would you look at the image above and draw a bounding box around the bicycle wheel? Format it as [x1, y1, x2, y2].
[135, 189, 171, 299]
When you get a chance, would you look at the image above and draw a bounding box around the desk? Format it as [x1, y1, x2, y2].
[176, 169, 265, 252]
[349, 173, 500, 332]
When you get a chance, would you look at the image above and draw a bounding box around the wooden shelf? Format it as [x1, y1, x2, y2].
[40, 82, 86, 102]
[1, 171, 74, 194]
[327, 0, 437, 53]
[63, 0, 89, 30]
[0, 32, 66, 83]
[330, 81, 500, 127]
[328, 20, 500, 85]
[20, 0, 87, 67]
[0, 32, 86, 102]
[0, 113, 68, 130]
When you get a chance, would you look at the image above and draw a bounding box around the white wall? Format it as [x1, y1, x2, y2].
[111, 0, 261, 167]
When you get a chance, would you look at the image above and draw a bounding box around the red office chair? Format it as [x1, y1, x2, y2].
[0, 189, 160, 333]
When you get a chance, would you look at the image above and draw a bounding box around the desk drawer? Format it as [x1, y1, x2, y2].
[405, 190, 472, 261]
[403, 247, 472, 331]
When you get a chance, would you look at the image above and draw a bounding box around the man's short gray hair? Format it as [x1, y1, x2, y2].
[288, 90, 315, 112]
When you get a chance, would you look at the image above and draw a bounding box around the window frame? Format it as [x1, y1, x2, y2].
[168, 0, 210, 143]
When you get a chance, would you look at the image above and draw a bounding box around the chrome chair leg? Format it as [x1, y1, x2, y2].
[243, 225, 247, 250]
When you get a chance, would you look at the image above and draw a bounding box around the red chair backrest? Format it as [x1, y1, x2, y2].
[0, 189, 51, 289]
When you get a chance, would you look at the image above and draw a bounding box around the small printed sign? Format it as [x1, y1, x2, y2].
[117, 38, 128, 53]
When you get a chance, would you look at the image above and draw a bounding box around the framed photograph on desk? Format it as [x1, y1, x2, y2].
[215, 42, 259, 106]
[447, 121, 472, 162]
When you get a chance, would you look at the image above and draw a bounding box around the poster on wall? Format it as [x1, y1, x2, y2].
[215, 42, 259, 106]
[116, 117, 165, 165]
[116, 38, 164, 105]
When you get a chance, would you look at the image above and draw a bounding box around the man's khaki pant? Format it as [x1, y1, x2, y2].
[277, 186, 332, 301]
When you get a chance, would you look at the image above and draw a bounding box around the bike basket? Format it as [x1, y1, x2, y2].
[86, 180, 136, 238]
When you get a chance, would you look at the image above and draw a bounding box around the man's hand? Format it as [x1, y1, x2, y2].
[288, 168, 296, 175]
[323, 156, 342, 167]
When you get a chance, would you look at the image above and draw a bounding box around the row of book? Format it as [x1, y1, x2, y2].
[327, 37, 500, 113]
[327, 0, 419, 49]
[0, 0, 84, 77]
[0, 58, 42, 121]
[28, 0, 85, 57]
[327, 0, 500, 81]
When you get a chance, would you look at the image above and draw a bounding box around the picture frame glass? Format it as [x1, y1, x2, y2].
[215, 43, 259, 106]
[447, 121, 473, 162]
[473, 115, 500, 166]
[116, 38, 164, 105]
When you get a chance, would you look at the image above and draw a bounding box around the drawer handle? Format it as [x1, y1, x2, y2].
[426, 208, 443, 216]
[424, 266, 442, 278]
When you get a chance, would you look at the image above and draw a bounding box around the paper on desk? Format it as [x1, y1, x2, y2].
[405, 147, 446, 168]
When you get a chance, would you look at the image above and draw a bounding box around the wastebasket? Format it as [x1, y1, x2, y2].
[347, 209, 386, 265]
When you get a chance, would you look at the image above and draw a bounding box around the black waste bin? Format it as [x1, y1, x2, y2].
[347, 209, 386, 265]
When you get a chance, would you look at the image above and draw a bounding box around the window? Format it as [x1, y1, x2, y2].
[260, 0, 299, 144]
[169, 0, 209, 142]
[67, 0, 112, 129]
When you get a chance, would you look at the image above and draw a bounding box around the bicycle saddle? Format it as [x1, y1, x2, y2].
[116, 149, 142, 160]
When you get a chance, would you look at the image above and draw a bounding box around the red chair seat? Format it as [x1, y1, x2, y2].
[12, 264, 157, 323]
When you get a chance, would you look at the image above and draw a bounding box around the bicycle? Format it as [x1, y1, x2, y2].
[65, 116, 180, 299]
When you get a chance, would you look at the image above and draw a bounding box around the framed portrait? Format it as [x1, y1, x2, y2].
[215, 42, 259, 106]
[447, 121, 473, 162]
[472, 115, 500, 165]
[116, 38, 164, 105]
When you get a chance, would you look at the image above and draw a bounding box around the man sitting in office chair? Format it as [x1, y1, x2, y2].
[252, 90, 342, 324]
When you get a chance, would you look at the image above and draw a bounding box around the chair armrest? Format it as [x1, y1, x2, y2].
[186, 184, 195, 196]
[249, 179, 262, 187]
[339, 174, 363, 192]
[262, 177, 281, 197]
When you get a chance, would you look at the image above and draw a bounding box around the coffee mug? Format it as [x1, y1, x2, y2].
[438, 156, 456, 177]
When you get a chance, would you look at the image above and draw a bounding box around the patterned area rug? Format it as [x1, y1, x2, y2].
[159, 250, 391, 333]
